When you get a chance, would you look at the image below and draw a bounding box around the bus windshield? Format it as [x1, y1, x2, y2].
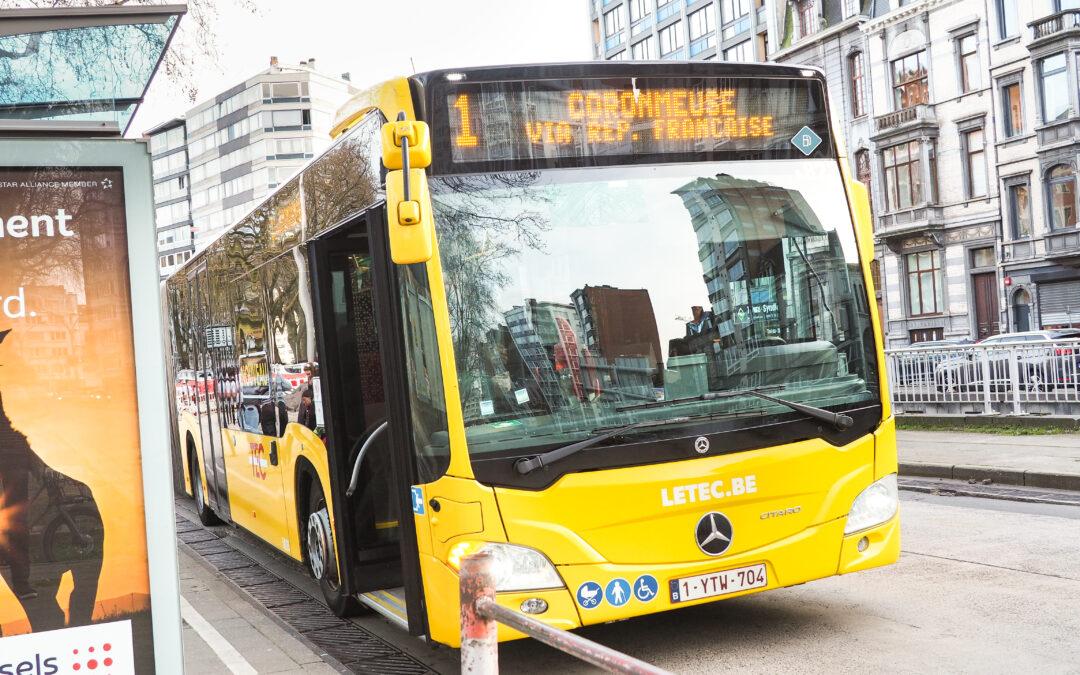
[429, 160, 878, 462]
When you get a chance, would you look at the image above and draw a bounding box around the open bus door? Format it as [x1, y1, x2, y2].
[308, 209, 427, 635]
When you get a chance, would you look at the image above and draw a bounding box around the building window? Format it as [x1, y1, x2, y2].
[604, 7, 624, 36]
[842, 0, 860, 19]
[971, 247, 995, 269]
[629, 0, 651, 24]
[688, 7, 716, 54]
[1048, 165, 1077, 230]
[631, 36, 654, 59]
[855, 149, 873, 213]
[721, 0, 751, 39]
[963, 128, 987, 198]
[659, 22, 684, 56]
[892, 51, 929, 109]
[957, 34, 981, 93]
[883, 141, 923, 211]
[849, 52, 866, 118]
[906, 250, 943, 316]
[1039, 54, 1070, 123]
[996, 0, 1018, 39]
[796, 0, 816, 39]
[1007, 182, 1032, 238]
[689, 7, 715, 40]
[1001, 81, 1024, 137]
[723, 40, 753, 62]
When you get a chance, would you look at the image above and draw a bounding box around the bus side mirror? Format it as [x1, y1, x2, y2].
[847, 179, 874, 266]
[382, 118, 434, 264]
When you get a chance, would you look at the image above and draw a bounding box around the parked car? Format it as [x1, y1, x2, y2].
[892, 338, 974, 385]
[934, 330, 1080, 392]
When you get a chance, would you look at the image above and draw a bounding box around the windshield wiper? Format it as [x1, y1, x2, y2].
[515, 420, 649, 475]
[618, 386, 854, 431]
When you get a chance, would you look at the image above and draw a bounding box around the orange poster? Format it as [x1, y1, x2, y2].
[0, 166, 154, 672]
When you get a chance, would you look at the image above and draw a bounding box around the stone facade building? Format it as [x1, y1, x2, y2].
[590, 0, 1080, 345]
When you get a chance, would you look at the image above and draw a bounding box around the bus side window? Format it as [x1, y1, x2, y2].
[265, 248, 319, 437]
[234, 270, 274, 435]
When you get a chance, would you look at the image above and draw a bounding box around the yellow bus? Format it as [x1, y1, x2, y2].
[165, 62, 898, 647]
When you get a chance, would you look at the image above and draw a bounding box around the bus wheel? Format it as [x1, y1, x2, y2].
[305, 481, 360, 616]
[190, 449, 221, 526]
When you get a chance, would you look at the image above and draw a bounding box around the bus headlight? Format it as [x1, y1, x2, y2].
[447, 542, 564, 592]
[844, 474, 898, 535]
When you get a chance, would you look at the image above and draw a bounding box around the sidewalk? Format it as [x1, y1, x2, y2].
[180, 545, 344, 674]
[898, 430, 1080, 490]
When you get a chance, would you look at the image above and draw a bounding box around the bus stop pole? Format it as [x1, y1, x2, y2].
[460, 550, 499, 673]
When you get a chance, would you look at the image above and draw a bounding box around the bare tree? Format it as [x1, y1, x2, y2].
[0, 0, 255, 103]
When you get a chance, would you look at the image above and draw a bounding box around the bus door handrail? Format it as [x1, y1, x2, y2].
[346, 420, 388, 498]
[460, 551, 671, 674]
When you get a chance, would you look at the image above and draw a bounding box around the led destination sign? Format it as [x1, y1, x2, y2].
[441, 77, 830, 166]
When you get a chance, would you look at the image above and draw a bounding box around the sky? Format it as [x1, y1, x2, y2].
[133, 0, 592, 136]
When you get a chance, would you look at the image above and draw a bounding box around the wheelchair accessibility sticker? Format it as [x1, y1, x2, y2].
[410, 486, 424, 515]
[634, 574, 659, 602]
[577, 581, 603, 609]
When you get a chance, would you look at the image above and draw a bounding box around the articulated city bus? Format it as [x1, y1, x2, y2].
[165, 61, 898, 647]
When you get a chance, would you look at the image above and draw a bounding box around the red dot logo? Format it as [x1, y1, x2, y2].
[104, 658, 113, 667]
[87, 659, 98, 670]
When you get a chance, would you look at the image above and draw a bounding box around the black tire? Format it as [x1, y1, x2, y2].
[190, 448, 222, 526]
[43, 505, 103, 563]
[304, 477, 361, 616]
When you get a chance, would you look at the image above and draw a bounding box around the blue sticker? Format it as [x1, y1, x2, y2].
[576, 581, 603, 609]
[790, 125, 823, 156]
[605, 578, 631, 607]
[633, 574, 659, 602]
[411, 486, 425, 515]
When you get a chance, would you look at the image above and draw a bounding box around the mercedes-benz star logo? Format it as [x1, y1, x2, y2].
[695, 512, 733, 556]
[693, 436, 710, 454]
[101, 178, 113, 189]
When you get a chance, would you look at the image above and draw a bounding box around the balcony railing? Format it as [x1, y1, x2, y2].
[874, 205, 945, 241]
[1030, 9, 1080, 42]
[874, 104, 936, 133]
[1046, 228, 1080, 259]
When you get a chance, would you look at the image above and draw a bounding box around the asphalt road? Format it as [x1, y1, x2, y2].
[492, 491, 1080, 674]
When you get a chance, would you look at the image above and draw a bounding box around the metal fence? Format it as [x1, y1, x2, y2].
[885, 339, 1080, 416]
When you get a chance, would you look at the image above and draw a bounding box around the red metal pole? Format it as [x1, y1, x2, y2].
[460, 550, 498, 673]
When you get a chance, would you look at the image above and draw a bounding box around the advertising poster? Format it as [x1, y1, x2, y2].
[0, 166, 154, 672]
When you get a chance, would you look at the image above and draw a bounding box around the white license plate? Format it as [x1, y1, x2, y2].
[669, 563, 767, 603]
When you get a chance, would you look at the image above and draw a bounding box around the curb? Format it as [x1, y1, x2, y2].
[895, 415, 1080, 431]
[899, 461, 1080, 492]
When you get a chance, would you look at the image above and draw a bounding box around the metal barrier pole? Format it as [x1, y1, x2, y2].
[475, 597, 672, 675]
[459, 552, 672, 675]
[461, 550, 498, 673]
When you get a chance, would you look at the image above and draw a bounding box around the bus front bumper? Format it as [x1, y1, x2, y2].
[424, 512, 899, 646]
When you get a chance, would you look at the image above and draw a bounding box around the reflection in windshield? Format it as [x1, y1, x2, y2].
[431, 163, 877, 456]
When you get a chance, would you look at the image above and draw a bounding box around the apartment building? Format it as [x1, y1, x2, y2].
[591, 0, 1080, 345]
[588, 0, 774, 63]
[775, 0, 1080, 344]
[147, 58, 358, 277]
